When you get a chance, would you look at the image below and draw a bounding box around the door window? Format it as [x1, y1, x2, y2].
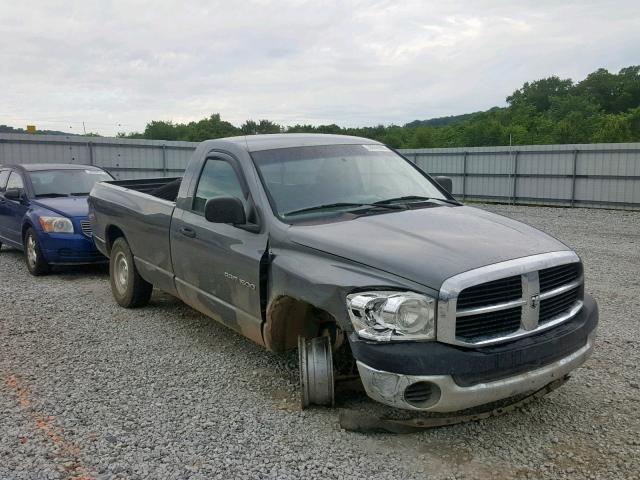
[193, 159, 245, 213]
[0, 170, 9, 192]
[6, 172, 24, 191]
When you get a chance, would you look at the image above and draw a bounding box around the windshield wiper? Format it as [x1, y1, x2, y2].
[69, 192, 90, 196]
[34, 193, 69, 198]
[374, 195, 460, 206]
[284, 202, 403, 217]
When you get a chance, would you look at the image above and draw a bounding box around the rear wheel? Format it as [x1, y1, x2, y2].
[24, 228, 51, 276]
[109, 237, 153, 308]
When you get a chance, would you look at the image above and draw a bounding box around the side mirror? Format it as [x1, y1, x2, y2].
[204, 196, 246, 225]
[434, 176, 453, 194]
[4, 188, 24, 201]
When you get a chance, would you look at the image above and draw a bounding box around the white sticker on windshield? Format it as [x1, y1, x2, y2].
[85, 170, 105, 174]
[362, 144, 390, 152]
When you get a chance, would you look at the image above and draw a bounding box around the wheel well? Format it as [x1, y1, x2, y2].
[263, 296, 337, 353]
[105, 225, 126, 254]
[22, 222, 34, 241]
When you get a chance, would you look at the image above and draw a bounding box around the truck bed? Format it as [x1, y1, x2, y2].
[89, 177, 181, 294]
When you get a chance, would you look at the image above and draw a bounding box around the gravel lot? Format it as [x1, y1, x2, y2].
[1, 204, 639, 480]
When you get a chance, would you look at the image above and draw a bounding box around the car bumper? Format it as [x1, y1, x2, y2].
[351, 294, 598, 412]
[40, 233, 107, 264]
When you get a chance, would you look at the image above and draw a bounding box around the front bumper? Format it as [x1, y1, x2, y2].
[357, 333, 594, 412]
[40, 232, 107, 264]
[352, 294, 598, 412]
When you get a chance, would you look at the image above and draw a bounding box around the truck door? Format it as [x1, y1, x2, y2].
[170, 154, 267, 346]
[1, 171, 28, 246]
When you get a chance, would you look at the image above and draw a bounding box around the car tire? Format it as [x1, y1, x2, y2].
[109, 237, 153, 308]
[24, 228, 51, 276]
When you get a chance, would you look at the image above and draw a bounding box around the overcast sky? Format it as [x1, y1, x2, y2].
[1, 0, 639, 136]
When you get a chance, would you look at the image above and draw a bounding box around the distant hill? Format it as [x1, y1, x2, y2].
[0, 124, 82, 136]
[404, 108, 502, 128]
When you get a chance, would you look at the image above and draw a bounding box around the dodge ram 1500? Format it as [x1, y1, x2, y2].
[88, 134, 597, 413]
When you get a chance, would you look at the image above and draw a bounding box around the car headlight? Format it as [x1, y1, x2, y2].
[39, 216, 74, 233]
[346, 291, 436, 342]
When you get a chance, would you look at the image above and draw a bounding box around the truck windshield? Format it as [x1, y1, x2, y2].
[251, 144, 448, 219]
[30, 169, 113, 198]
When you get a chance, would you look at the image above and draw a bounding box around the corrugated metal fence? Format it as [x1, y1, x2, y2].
[2, 133, 639, 210]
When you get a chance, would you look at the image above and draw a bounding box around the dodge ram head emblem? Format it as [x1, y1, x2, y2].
[529, 294, 540, 309]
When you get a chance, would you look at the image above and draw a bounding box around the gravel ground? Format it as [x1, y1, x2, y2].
[1, 204, 639, 480]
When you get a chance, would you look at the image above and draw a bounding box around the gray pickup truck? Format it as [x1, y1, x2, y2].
[89, 134, 598, 414]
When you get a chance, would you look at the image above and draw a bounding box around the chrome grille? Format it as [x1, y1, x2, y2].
[457, 275, 522, 309]
[80, 220, 92, 237]
[539, 263, 580, 292]
[438, 251, 584, 347]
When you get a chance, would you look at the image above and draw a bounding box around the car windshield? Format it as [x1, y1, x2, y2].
[30, 169, 113, 197]
[251, 144, 448, 219]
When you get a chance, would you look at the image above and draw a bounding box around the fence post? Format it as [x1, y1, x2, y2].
[162, 145, 168, 176]
[87, 141, 94, 166]
[511, 151, 519, 205]
[571, 149, 579, 207]
[462, 151, 468, 200]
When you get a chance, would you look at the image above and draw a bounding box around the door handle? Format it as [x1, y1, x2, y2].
[179, 226, 196, 238]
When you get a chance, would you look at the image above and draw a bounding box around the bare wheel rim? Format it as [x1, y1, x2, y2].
[26, 235, 38, 267]
[113, 251, 129, 295]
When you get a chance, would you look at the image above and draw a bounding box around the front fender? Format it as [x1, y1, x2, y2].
[264, 242, 436, 350]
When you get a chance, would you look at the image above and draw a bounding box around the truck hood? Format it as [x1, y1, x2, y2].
[31, 196, 89, 218]
[288, 205, 569, 290]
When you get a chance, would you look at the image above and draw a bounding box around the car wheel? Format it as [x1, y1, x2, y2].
[109, 237, 153, 308]
[24, 228, 51, 276]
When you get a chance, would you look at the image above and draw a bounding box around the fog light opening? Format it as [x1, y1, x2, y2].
[403, 381, 441, 409]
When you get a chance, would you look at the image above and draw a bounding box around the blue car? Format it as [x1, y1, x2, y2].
[0, 164, 114, 275]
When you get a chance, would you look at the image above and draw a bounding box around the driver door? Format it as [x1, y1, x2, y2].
[1, 171, 28, 246]
[170, 154, 268, 346]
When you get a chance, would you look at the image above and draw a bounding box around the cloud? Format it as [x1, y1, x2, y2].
[1, 0, 638, 135]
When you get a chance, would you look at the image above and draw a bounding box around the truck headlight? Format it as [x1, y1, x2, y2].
[39, 216, 74, 233]
[346, 291, 436, 341]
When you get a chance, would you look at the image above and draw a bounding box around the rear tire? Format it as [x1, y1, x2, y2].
[24, 228, 51, 276]
[109, 237, 152, 308]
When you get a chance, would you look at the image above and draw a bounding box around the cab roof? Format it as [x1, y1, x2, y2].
[200, 133, 382, 153]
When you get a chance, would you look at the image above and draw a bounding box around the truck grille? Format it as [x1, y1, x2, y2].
[80, 220, 92, 237]
[438, 252, 584, 347]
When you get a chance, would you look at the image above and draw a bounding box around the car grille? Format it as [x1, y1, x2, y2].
[80, 220, 92, 237]
[452, 258, 583, 345]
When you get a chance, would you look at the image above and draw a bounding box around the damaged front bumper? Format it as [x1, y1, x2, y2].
[357, 334, 594, 411]
[351, 294, 598, 412]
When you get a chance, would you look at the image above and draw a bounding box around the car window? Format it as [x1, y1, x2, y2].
[0, 170, 9, 192]
[6, 172, 24, 191]
[193, 159, 245, 213]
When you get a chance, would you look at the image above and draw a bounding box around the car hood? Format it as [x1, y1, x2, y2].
[31, 196, 89, 218]
[288, 205, 569, 290]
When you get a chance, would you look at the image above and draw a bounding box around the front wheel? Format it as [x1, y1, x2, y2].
[109, 237, 153, 308]
[24, 228, 51, 276]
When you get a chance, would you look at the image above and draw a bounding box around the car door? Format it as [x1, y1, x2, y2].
[0, 169, 11, 242]
[170, 154, 268, 346]
[1, 171, 28, 246]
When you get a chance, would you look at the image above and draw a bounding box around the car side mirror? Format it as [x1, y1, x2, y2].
[204, 196, 247, 225]
[434, 176, 453, 194]
[4, 188, 24, 201]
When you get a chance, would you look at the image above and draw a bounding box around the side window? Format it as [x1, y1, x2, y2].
[193, 159, 245, 213]
[0, 170, 9, 192]
[6, 172, 24, 191]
